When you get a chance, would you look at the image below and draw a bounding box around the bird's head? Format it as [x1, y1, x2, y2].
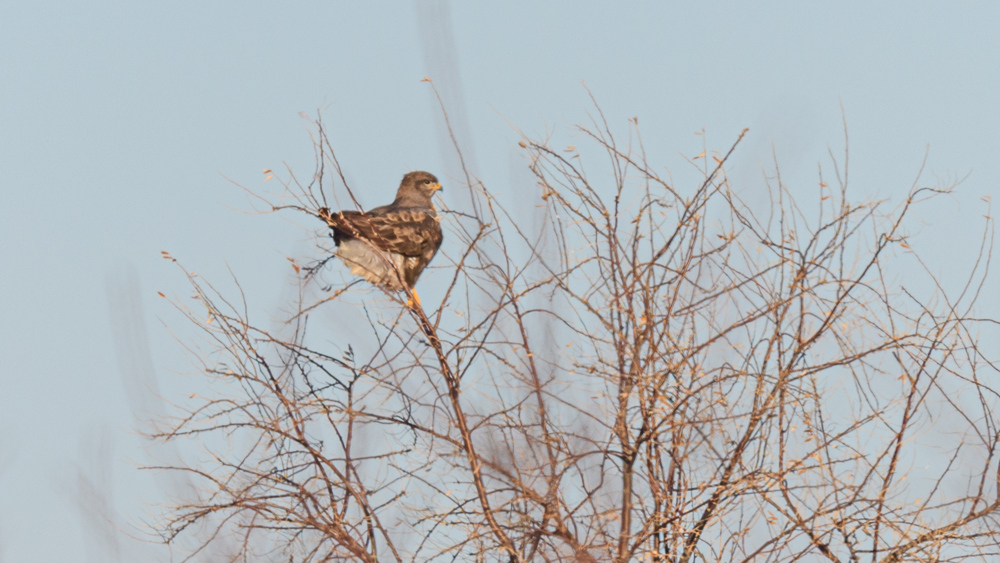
[397, 171, 442, 206]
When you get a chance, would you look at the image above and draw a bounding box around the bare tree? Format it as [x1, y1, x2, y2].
[154, 105, 1000, 562]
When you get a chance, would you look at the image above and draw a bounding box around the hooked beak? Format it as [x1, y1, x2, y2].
[429, 182, 442, 192]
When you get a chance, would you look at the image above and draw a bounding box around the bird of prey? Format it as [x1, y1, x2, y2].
[319, 171, 443, 304]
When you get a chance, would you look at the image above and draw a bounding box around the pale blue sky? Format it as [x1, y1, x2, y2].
[1, 2, 998, 561]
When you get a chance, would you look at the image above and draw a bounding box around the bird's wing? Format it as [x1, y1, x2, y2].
[328, 209, 442, 257]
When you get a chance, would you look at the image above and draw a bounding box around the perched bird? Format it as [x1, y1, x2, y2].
[319, 171, 443, 305]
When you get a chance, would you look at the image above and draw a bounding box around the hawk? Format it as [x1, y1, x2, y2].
[319, 171, 443, 303]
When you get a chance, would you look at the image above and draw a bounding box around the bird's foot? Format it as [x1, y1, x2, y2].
[407, 289, 421, 309]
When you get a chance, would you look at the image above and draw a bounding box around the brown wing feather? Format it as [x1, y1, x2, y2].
[328, 209, 442, 257]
